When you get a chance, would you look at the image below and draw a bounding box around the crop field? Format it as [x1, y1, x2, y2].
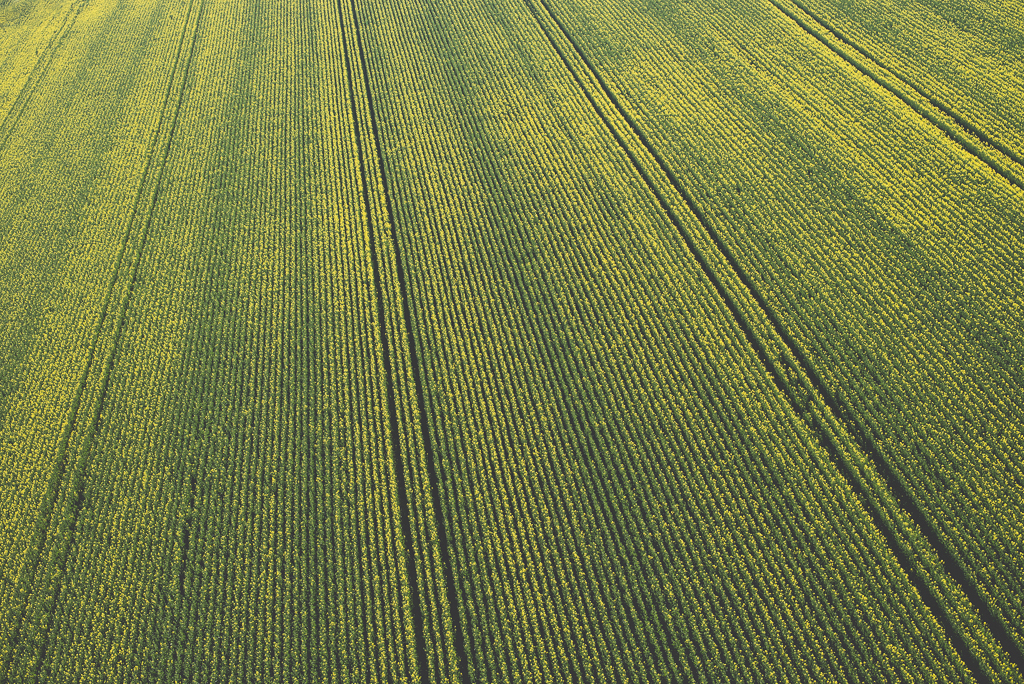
[0, 0, 1021, 678]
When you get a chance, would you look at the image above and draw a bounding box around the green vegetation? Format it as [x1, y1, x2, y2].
[0, 0, 1020, 679]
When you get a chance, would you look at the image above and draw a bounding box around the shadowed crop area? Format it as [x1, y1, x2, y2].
[0, 0, 1021, 680]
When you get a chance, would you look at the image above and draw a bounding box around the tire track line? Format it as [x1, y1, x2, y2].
[30, 0, 206, 672]
[785, 0, 1024, 173]
[342, 0, 471, 680]
[762, 0, 1024, 667]
[334, 0, 455, 681]
[521, 0, 1014, 679]
[0, 0, 88, 153]
[765, 0, 1024, 192]
[332, 2, 427, 680]
[0, 0, 204, 674]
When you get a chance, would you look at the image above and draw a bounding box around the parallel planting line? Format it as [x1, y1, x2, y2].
[764, 0, 1024, 192]
[25, 0, 207, 674]
[762, 0, 1024, 668]
[522, 0, 1016, 679]
[784, 0, 1024, 173]
[374, 2, 686, 675]
[349, 2, 472, 680]
[0, 0, 88, 152]
[444, 17, 701, 672]
[338, 0, 471, 681]
[334, 2, 425, 680]
[0, 0, 205, 674]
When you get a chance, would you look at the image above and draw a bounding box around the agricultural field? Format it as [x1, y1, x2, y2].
[0, 0, 1021, 677]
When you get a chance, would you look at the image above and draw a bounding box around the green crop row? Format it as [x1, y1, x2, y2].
[536, 0, 1024, 665]
[0, 0, 1020, 679]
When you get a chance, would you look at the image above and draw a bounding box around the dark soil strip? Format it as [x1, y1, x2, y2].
[0, 0, 204, 675]
[765, 0, 1024, 192]
[179, 474, 196, 598]
[334, 1, 429, 682]
[346, 1, 471, 682]
[178, 520, 191, 597]
[784, 0, 1024, 171]
[523, 0, 1012, 680]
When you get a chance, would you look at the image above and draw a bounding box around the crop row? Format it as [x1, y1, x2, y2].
[0, 0, 206, 672]
[538, 0, 1024, 666]
[0, 0, 436, 678]
[790, 0, 1024, 165]
[353, 0, 995, 677]
[1, 0, 1020, 679]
